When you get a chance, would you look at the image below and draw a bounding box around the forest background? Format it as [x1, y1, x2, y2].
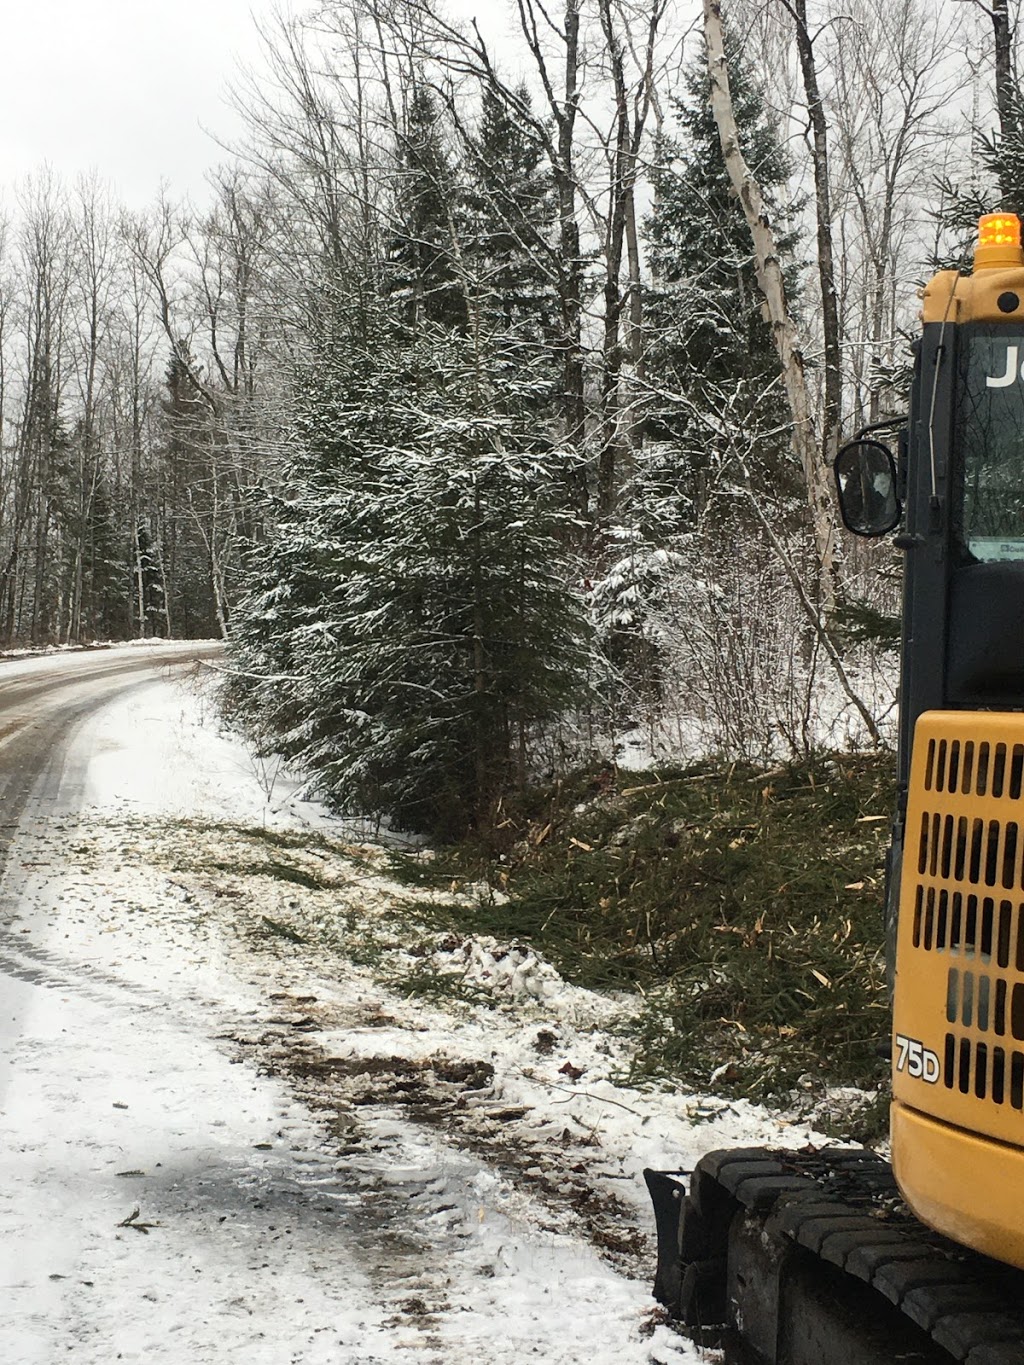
[0, 0, 1018, 842]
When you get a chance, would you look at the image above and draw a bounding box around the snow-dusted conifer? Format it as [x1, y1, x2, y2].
[461, 86, 558, 357]
[229, 303, 590, 839]
[642, 36, 801, 525]
[387, 88, 468, 335]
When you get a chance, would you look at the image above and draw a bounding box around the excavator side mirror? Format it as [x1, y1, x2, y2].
[834, 439, 902, 537]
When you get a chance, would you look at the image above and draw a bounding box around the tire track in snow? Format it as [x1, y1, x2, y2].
[0, 935, 158, 1002]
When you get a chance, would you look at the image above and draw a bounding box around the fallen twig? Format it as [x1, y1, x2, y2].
[517, 1068, 642, 1116]
[117, 1206, 161, 1234]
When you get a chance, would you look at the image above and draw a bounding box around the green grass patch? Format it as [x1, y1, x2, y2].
[384, 961, 493, 1008]
[383, 850, 451, 888]
[411, 752, 893, 1101]
[257, 914, 307, 943]
[201, 857, 326, 889]
[221, 823, 333, 852]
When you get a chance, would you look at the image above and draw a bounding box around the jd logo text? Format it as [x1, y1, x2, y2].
[986, 343, 1024, 387]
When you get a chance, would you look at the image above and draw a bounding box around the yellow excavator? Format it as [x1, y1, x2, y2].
[645, 214, 1024, 1364]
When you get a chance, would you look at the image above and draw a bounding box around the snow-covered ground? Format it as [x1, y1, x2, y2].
[0, 662, 836, 1364]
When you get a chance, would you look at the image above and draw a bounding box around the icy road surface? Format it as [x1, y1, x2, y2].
[0, 647, 828, 1364]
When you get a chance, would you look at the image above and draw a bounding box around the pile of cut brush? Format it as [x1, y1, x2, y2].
[410, 753, 893, 1114]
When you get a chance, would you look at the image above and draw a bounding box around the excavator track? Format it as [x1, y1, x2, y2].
[645, 1147, 1024, 1364]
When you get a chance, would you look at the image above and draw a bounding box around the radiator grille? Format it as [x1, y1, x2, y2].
[924, 737, 1024, 800]
[912, 888, 1018, 963]
[897, 715, 1024, 1146]
[942, 966, 1024, 1036]
[943, 1032, 1024, 1106]
[916, 812, 1022, 890]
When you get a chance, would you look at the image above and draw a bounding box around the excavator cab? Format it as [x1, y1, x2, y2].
[646, 214, 1024, 1363]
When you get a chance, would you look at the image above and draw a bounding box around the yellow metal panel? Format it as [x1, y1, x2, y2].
[921, 266, 1024, 324]
[893, 711, 1024, 1201]
[892, 1100, 1024, 1269]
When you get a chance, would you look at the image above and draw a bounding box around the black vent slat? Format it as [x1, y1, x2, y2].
[978, 744, 991, 796]
[951, 892, 964, 950]
[976, 1042, 989, 1098]
[962, 971, 975, 1027]
[998, 901, 1013, 968]
[993, 1046, 1007, 1103]
[982, 898, 995, 958]
[941, 815, 955, 879]
[1012, 982, 1024, 1042]
[966, 896, 979, 953]
[1003, 824, 1020, 890]
[979, 975, 992, 1031]
[970, 820, 984, 884]
[937, 889, 949, 948]
[948, 742, 961, 794]
[993, 744, 1008, 798]
[913, 884, 923, 948]
[985, 821, 1001, 887]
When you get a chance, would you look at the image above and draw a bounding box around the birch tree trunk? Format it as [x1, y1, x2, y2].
[702, 0, 836, 613]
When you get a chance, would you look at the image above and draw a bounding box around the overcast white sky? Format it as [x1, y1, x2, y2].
[0, 0, 278, 208]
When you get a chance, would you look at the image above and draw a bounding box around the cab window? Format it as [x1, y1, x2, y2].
[957, 328, 1024, 562]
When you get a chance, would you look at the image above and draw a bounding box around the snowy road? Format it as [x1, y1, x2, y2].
[0, 642, 221, 833]
[0, 647, 713, 1365]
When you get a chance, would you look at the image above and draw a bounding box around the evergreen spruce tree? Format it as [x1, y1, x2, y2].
[458, 86, 562, 426]
[80, 472, 124, 640]
[387, 87, 468, 334]
[133, 518, 166, 635]
[158, 351, 220, 637]
[228, 304, 590, 840]
[462, 87, 558, 345]
[641, 37, 801, 528]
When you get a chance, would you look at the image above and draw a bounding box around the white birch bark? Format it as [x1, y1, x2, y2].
[702, 0, 836, 613]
